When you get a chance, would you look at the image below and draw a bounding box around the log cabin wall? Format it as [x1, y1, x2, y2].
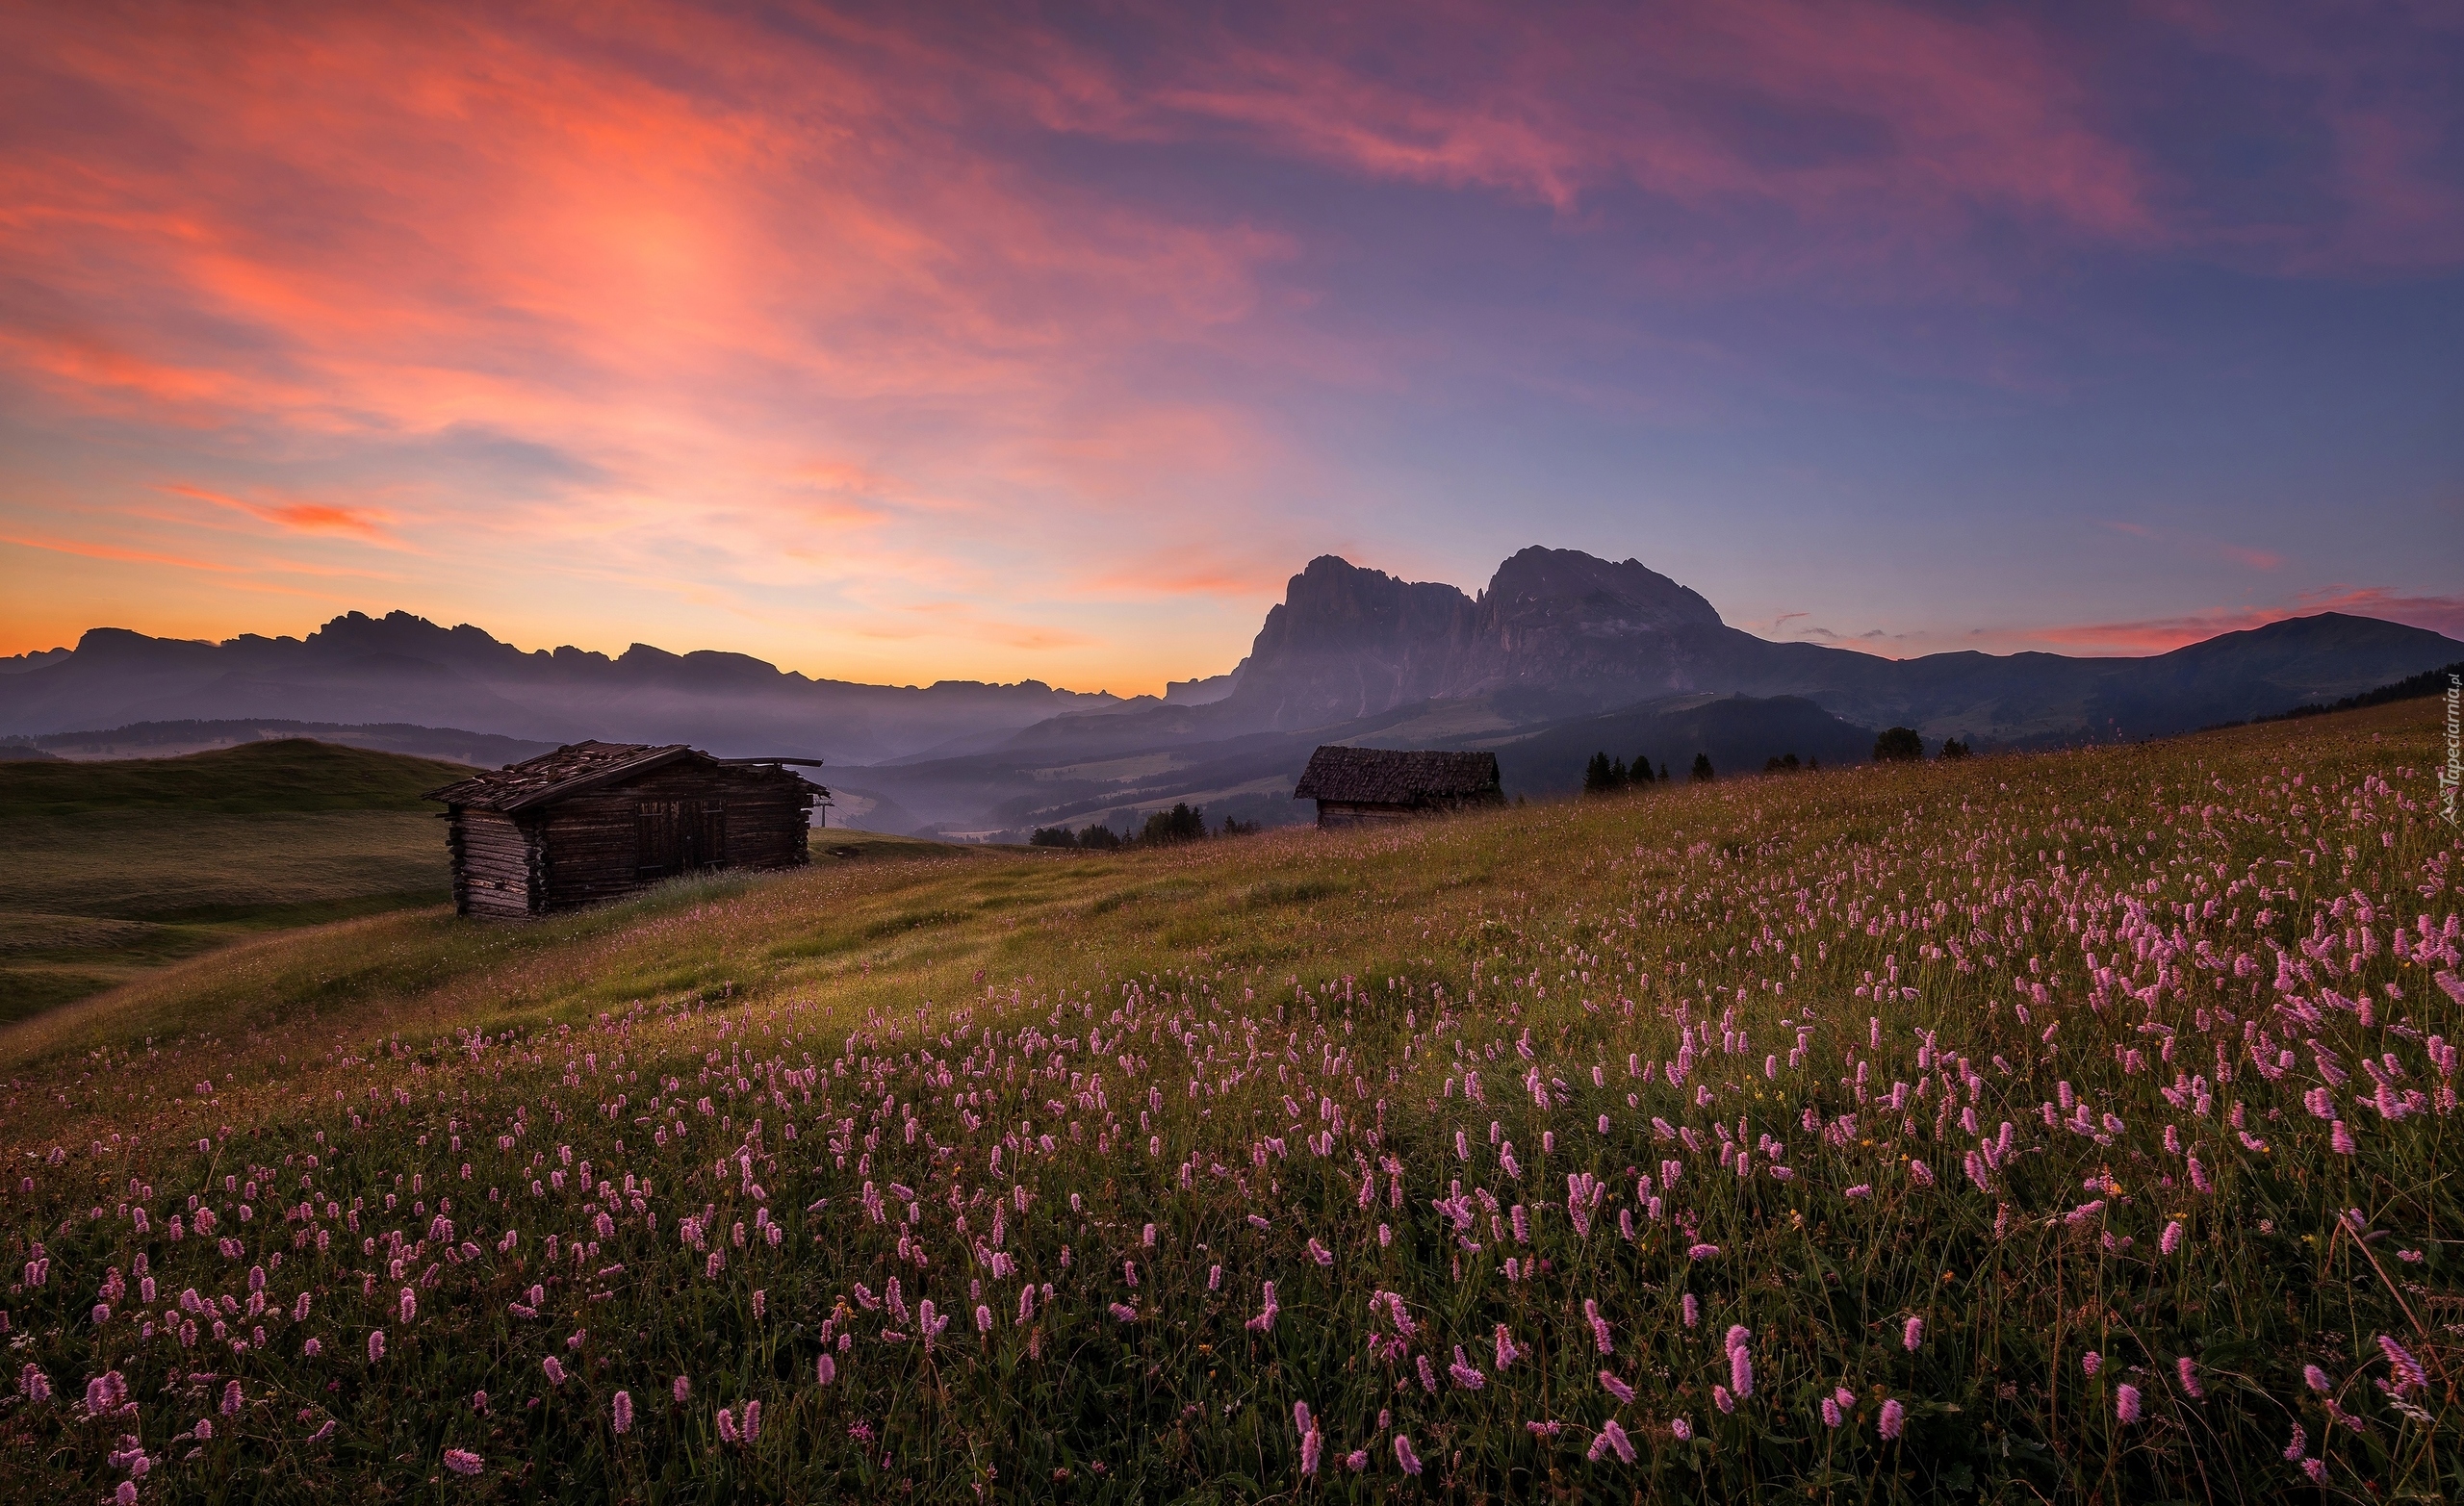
[1315, 801, 1418, 830]
[452, 808, 541, 917]
[536, 763, 811, 912]
[433, 744, 818, 918]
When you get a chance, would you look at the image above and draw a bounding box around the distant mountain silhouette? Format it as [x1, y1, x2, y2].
[0, 611, 1122, 764]
[6, 553, 2455, 835]
[1209, 549, 2460, 747]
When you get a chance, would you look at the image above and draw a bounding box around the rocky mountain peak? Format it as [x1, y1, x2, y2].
[1478, 547, 1724, 632]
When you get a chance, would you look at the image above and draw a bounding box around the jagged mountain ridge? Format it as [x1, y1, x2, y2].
[0, 611, 1124, 765]
[1207, 547, 2460, 746]
[7, 551, 2454, 830]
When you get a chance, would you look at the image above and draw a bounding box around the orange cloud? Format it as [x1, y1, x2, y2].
[0, 2, 2452, 690]
[163, 484, 394, 539]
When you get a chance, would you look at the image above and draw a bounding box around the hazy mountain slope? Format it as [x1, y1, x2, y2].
[15, 553, 2455, 806]
[0, 612, 1120, 763]
[1462, 693, 1877, 795]
[834, 691, 1882, 837]
[1210, 550, 2462, 748]
[17, 720, 558, 767]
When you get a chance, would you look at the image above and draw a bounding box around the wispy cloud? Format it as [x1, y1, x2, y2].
[164, 484, 395, 540]
[2015, 588, 2464, 655]
[0, 1, 2455, 684]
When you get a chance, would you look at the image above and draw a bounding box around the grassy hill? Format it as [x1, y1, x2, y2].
[0, 736, 475, 817]
[0, 703, 2455, 1501]
[0, 740, 466, 1021]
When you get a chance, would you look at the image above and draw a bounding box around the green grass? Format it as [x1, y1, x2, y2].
[0, 702, 2456, 1502]
[0, 737, 475, 817]
[0, 741, 470, 1020]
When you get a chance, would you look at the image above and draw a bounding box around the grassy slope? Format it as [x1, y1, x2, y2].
[0, 737, 475, 817]
[0, 703, 2456, 1502]
[0, 740, 466, 1021]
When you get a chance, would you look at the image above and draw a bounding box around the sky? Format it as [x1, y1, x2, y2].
[2, 1, 2460, 694]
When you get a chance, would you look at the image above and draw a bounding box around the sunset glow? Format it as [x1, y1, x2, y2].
[4, 2, 2459, 688]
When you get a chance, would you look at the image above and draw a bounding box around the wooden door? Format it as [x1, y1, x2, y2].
[680, 799, 726, 871]
[638, 799, 727, 878]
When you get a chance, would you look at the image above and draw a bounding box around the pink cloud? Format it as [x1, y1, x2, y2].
[1999, 588, 2464, 655]
[1113, 0, 2162, 278]
[164, 484, 394, 540]
[0, 2, 2453, 684]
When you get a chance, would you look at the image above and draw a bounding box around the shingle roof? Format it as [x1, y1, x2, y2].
[424, 740, 701, 814]
[1292, 746, 1502, 804]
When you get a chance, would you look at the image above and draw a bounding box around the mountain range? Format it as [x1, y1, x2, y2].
[0, 611, 1124, 766]
[6, 546, 2455, 837]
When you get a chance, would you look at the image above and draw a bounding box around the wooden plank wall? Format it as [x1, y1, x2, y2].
[535, 765, 812, 912]
[451, 809, 540, 917]
[447, 764, 813, 917]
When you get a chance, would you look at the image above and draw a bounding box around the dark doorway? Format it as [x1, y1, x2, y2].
[636, 799, 727, 879]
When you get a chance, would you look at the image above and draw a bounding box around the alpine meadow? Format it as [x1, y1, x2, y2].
[3, 698, 2457, 1502]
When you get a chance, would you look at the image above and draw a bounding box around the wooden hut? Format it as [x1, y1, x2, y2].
[1292, 747, 1504, 829]
[424, 741, 826, 918]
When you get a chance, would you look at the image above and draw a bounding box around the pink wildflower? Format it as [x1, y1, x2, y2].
[1589, 1418, 1636, 1463]
[443, 1448, 482, 1475]
[367, 1331, 385, 1365]
[1880, 1398, 1905, 1439]
[612, 1391, 632, 1434]
[1245, 1282, 1278, 1333]
[1395, 1434, 1423, 1475]
[542, 1356, 566, 1387]
[1599, 1369, 1635, 1404]
[2081, 1351, 2101, 1375]
[1903, 1315, 1923, 1351]
[1670, 1416, 1693, 1442]
[2176, 1358, 2203, 1398]
[674, 1375, 691, 1404]
[2116, 1384, 2142, 1424]
[2379, 1335, 2428, 1395]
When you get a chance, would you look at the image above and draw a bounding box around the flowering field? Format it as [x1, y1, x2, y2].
[3, 701, 2458, 1502]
